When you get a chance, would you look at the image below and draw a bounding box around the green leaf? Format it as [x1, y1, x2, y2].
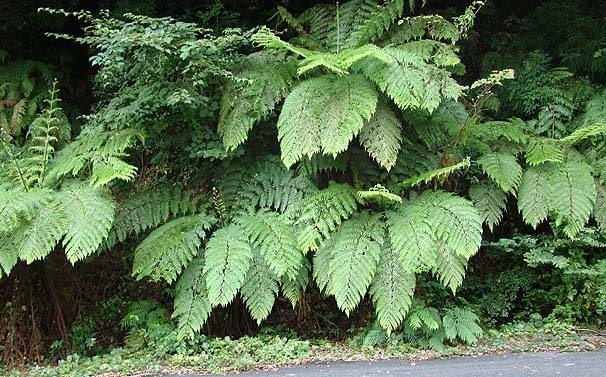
[525, 138, 565, 166]
[518, 164, 553, 229]
[58, 182, 115, 263]
[477, 152, 522, 194]
[204, 224, 253, 307]
[432, 240, 467, 294]
[173, 256, 212, 340]
[401, 158, 470, 189]
[241, 250, 280, 324]
[17, 202, 67, 264]
[469, 182, 508, 231]
[358, 99, 402, 171]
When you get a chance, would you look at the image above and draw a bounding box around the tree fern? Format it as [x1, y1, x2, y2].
[277, 74, 378, 167]
[287, 182, 363, 251]
[369, 241, 416, 333]
[240, 249, 280, 324]
[400, 158, 470, 189]
[469, 182, 508, 231]
[236, 209, 302, 279]
[132, 214, 216, 283]
[173, 256, 212, 340]
[204, 224, 253, 307]
[321, 212, 384, 315]
[477, 152, 522, 195]
[58, 181, 115, 263]
[358, 99, 402, 171]
[0, 189, 53, 232]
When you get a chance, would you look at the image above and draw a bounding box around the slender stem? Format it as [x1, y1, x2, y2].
[39, 81, 58, 187]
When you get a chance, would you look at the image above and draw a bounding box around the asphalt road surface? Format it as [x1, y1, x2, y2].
[168, 349, 606, 376]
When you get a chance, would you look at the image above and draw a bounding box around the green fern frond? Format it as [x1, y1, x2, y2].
[0, 188, 53, 232]
[236, 209, 303, 279]
[277, 74, 378, 167]
[252, 27, 313, 58]
[549, 160, 596, 238]
[369, 242, 415, 333]
[361, 46, 462, 113]
[477, 152, 522, 195]
[297, 45, 393, 76]
[107, 186, 202, 248]
[395, 15, 459, 44]
[594, 183, 606, 232]
[471, 118, 530, 144]
[469, 182, 508, 232]
[287, 182, 363, 251]
[518, 164, 553, 229]
[218, 53, 295, 151]
[312, 235, 335, 294]
[561, 121, 606, 145]
[0, 231, 19, 277]
[173, 256, 212, 340]
[387, 200, 438, 272]
[358, 99, 402, 171]
[16, 201, 67, 264]
[241, 249, 280, 324]
[442, 308, 482, 344]
[324, 212, 384, 315]
[133, 214, 215, 283]
[204, 224, 253, 307]
[58, 181, 115, 263]
[401, 158, 470, 189]
[525, 137, 565, 166]
[358, 184, 402, 206]
[432, 240, 467, 294]
[346, 0, 405, 48]
[281, 257, 311, 308]
[421, 190, 483, 259]
[297, 4, 337, 49]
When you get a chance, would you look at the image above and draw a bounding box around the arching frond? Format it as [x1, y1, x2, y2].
[324, 212, 384, 315]
[432, 240, 467, 294]
[518, 164, 553, 229]
[241, 250, 280, 324]
[173, 256, 212, 340]
[358, 99, 402, 171]
[204, 224, 253, 307]
[346, 0, 405, 48]
[58, 182, 115, 263]
[281, 257, 311, 308]
[236, 209, 302, 279]
[16, 202, 67, 264]
[369, 242, 416, 333]
[133, 214, 215, 283]
[401, 158, 470, 189]
[525, 137, 565, 166]
[469, 182, 508, 232]
[477, 152, 522, 195]
[277, 74, 378, 167]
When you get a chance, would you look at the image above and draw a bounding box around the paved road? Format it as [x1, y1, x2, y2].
[169, 349, 606, 376]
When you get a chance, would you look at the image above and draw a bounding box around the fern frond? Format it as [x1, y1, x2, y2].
[358, 99, 402, 171]
[517, 164, 553, 228]
[395, 15, 459, 44]
[477, 152, 522, 195]
[346, 0, 405, 48]
[236, 209, 302, 279]
[297, 4, 337, 49]
[218, 53, 295, 151]
[0, 231, 19, 277]
[277, 74, 378, 167]
[16, 201, 67, 264]
[549, 160, 596, 238]
[58, 181, 115, 263]
[442, 308, 482, 344]
[421, 190, 483, 259]
[324, 212, 384, 315]
[369, 242, 415, 333]
[281, 257, 310, 308]
[0, 188, 53, 232]
[287, 182, 363, 251]
[387, 200, 437, 272]
[312, 235, 335, 294]
[525, 137, 565, 166]
[173, 256, 212, 340]
[594, 182, 606, 233]
[432, 240, 467, 294]
[297, 45, 393, 76]
[107, 186, 202, 248]
[469, 182, 508, 232]
[252, 27, 313, 58]
[204, 224, 253, 307]
[401, 158, 470, 189]
[561, 121, 606, 145]
[361, 46, 462, 113]
[471, 118, 530, 144]
[241, 249, 280, 324]
[133, 214, 215, 283]
[358, 184, 402, 206]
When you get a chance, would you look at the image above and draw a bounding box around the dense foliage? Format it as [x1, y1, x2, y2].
[0, 0, 605, 370]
